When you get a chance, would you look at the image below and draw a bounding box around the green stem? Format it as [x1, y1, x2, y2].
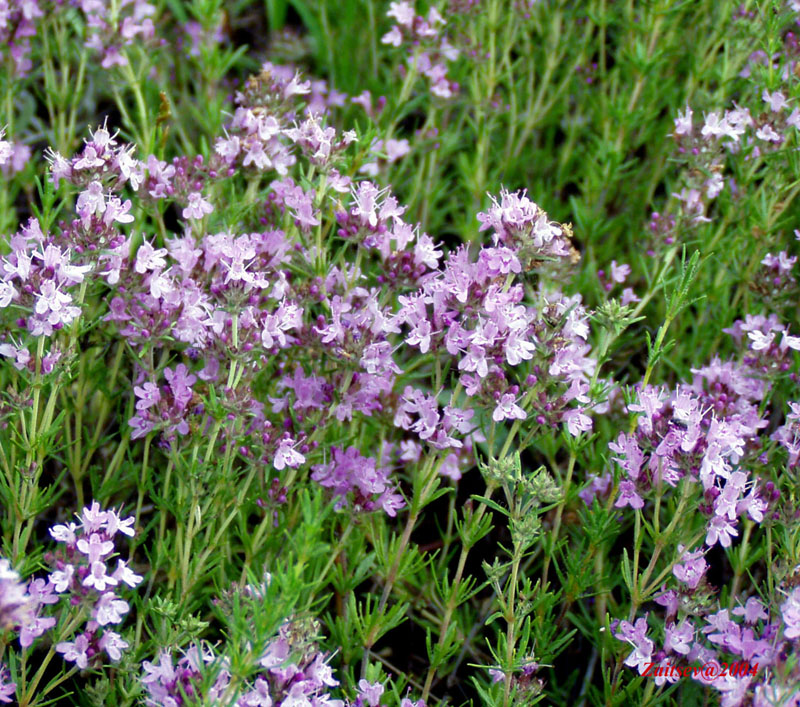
[361, 454, 440, 676]
[134, 434, 152, 533]
[541, 451, 576, 587]
[420, 482, 496, 702]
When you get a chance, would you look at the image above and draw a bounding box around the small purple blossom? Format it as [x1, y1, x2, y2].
[0, 664, 15, 704]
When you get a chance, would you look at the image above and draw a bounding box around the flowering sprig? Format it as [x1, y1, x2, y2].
[0, 217, 93, 340]
[0, 504, 141, 706]
[0, 556, 54, 646]
[3, 2, 800, 705]
[0, 664, 14, 704]
[381, 2, 460, 100]
[47, 502, 142, 668]
[614, 572, 800, 703]
[141, 576, 428, 707]
[606, 359, 771, 549]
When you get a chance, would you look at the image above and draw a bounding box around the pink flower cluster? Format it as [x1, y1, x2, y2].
[0, 556, 56, 648]
[81, 0, 157, 68]
[2, 61, 606, 534]
[0, 0, 45, 76]
[669, 89, 800, 227]
[0, 503, 141, 704]
[0, 217, 91, 340]
[141, 580, 427, 707]
[381, 1, 460, 99]
[601, 357, 771, 548]
[48, 501, 142, 668]
[614, 573, 800, 705]
[311, 445, 405, 516]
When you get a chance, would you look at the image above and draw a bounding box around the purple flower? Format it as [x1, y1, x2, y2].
[76, 532, 114, 562]
[99, 630, 129, 661]
[306, 654, 339, 688]
[563, 407, 592, 436]
[414, 234, 442, 270]
[357, 679, 384, 707]
[49, 565, 74, 593]
[609, 433, 645, 481]
[762, 89, 788, 112]
[164, 363, 197, 412]
[141, 651, 179, 689]
[492, 393, 527, 422]
[732, 597, 768, 625]
[620, 288, 640, 305]
[614, 479, 644, 510]
[672, 548, 708, 589]
[19, 613, 57, 648]
[259, 637, 289, 669]
[134, 381, 161, 411]
[239, 678, 273, 706]
[614, 616, 654, 674]
[273, 438, 305, 470]
[673, 105, 693, 135]
[379, 489, 406, 517]
[18, 580, 57, 647]
[311, 446, 405, 516]
[655, 588, 679, 617]
[781, 587, 800, 640]
[626, 386, 664, 435]
[0, 664, 15, 704]
[705, 515, 738, 548]
[94, 592, 129, 625]
[183, 192, 214, 220]
[83, 560, 118, 592]
[609, 260, 631, 283]
[664, 620, 693, 655]
[135, 239, 167, 274]
[579, 472, 612, 506]
[56, 633, 91, 669]
[0, 558, 33, 630]
[480, 246, 521, 276]
[504, 330, 536, 366]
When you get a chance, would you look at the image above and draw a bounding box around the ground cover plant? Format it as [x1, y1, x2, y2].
[1, 0, 800, 705]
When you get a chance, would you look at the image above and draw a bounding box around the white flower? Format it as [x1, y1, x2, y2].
[782, 332, 800, 350]
[381, 26, 403, 46]
[673, 105, 693, 135]
[0, 129, 12, 165]
[747, 330, 775, 351]
[0, 280, 17, 308]
[492, 393, 527, 422]
[49, 565, 75, 593]
[113, 559, 143, 587]
[83, 560, 118, 591]
[95, 593, 129, 626]
[387, 1, 414, 26]
[182, 192, 214, 219]
[273, 439, 305, 470]
[762, 89, 788, 112]
[701, 112, 726, 138]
